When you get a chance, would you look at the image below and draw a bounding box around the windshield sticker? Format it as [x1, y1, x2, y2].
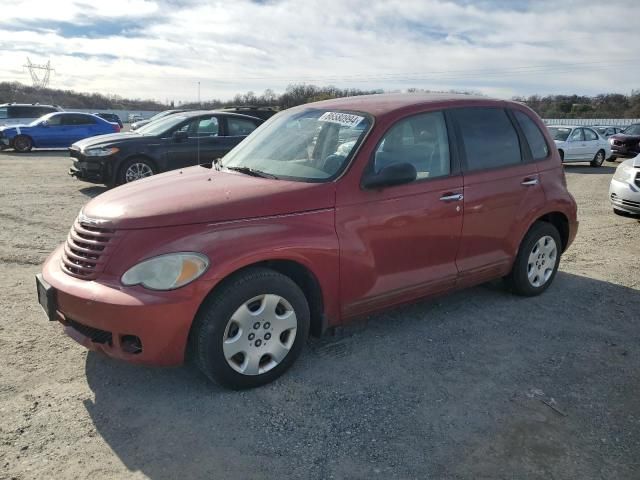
[318, 112, 364, 128]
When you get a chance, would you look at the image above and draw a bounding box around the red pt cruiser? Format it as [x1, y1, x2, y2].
[37, 94, 578, 389]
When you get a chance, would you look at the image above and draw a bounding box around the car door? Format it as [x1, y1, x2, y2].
[582, 127, 600, 159]
[336, 111, 464, 319]
[65, 114, 95, 145]
[164, 115, 227, 169]
[39, 114, 71, 147]
[450, 107, 546, 286]
[565, 128, 586, 160]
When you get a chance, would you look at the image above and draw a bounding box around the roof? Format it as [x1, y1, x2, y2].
[302, 93, 499, 117]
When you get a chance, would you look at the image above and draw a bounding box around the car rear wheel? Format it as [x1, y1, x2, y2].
[117, 157, 156, 185]
[590, 150, 605, 167]
[191, 268, 310, 389]
[504, 221, 561, 297]
[12, 135, 33, 153]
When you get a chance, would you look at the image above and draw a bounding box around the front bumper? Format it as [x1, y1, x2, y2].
[40, 245, 202, 366]
[68, 148, 111, 184]
[610, 177, 640, 214]
[610, 144, 639, 159]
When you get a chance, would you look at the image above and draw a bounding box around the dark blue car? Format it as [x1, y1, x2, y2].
[0, 112, 120, 152]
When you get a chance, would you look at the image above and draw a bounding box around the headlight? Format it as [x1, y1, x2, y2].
[121, 253, 209, 290]
[613, 163, 636, 182]
[83, 147, 120, 157]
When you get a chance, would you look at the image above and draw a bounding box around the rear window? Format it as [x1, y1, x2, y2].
[7, 105, 56, 118]
[0, 107, 6, 119]
[513, 110, 549, 161]
[227, 117, 258, 136]
[452, 107, 522, 171]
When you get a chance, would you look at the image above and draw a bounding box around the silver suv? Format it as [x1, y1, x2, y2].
[0, 103, 63, 127]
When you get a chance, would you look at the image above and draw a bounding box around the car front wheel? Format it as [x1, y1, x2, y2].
[505, 221, 562, 296]
[12, 135, 33, 153]
[117, 157, 156, 185]
[191, 268, 310, 389]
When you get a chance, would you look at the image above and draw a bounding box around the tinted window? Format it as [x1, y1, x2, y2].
[453, 108, 522, 171]
[227, 117, 258, 136]
[36, 106, 57, 117]
[47, 114, 63, 126]
[513, 110, 549, 161]
[0, 108, 6, 119]
[63, 114, 96, 125]
[569, 129, 584, 141]
[374, 111, 450, 180]
[193, 116, 219, 137]
[584, 128, 598, 141]
[7, 106, 41, 118]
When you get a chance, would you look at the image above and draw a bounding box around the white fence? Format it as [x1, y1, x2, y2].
[542, 118, 640, 127]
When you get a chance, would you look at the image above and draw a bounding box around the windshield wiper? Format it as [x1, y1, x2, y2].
[224, 166, 279, 179]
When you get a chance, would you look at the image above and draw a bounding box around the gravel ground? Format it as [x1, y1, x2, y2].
[0, 151, 638, 480]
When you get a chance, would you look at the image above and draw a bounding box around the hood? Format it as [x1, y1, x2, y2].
[82, 166, 336, 229]
[131, 120, 150, 129]
[72, 132, 144, 150]
[610, 133, 640, 143]
[625, 154, 640, 168]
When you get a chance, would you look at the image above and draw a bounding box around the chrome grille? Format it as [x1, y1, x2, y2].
[61, 219, 118, 280]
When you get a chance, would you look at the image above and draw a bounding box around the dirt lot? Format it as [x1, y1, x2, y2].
[0, 150, 638, 480]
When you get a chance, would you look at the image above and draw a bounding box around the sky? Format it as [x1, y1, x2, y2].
[0, 0, 639, 103]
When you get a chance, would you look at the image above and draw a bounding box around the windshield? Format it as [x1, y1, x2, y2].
[548, 127, 571, 141]
[147, 110, 176, 122]
[622, 124, 640, 136]
[136, 114, 188, 135]
[221, 108, 372, 181]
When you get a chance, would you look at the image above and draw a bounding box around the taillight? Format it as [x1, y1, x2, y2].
[113, 124, 120, 132]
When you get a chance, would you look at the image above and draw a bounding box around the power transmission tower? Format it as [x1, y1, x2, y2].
[23, 58, 54, 88]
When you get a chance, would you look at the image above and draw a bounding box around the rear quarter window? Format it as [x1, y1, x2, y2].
[513, 110, 549, 161]
[452, 107, 522, 171]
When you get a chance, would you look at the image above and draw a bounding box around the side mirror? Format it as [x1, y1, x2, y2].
[173, 130, 188, 142]
[361, 162, 417, 190]
[41, 120, 49, 127]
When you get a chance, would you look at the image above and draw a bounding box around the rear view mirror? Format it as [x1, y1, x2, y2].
[361, 162, 417, 189]
[173, 130, 188, 142]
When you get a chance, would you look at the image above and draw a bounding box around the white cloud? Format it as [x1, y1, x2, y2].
[0, 0, 638, 103]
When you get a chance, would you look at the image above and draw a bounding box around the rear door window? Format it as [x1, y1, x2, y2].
[452, 108, 522, 171]
[0, 108, 7, 119]
[513, 110, 549, 161]
[227, 117, 259, 136]
[584, 128, 598, 141]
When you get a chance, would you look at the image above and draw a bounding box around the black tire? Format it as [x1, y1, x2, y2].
[191, 267, 310, 389]
[504, 221, 562, 297]
[116, 157, 156, 186]
[590, 150, 605, 167]
[12, 135, 33, 153]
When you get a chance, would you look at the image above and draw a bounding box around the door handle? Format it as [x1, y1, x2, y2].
[440, 193, 463, 202]
[521, 177, 539, 186]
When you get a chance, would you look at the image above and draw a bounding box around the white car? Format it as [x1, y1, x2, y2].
[547, 125, 611, 167]
[610, 155, 640, 215]
[0, 103, 63, 127]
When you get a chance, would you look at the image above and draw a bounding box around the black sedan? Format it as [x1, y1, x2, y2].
[69, 111, 263, 187]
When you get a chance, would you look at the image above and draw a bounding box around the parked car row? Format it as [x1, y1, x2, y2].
[36, 93, 582, 389]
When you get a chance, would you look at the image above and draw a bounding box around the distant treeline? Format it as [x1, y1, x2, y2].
[515, 92, 640, 119]
[2, 81, 640, 117]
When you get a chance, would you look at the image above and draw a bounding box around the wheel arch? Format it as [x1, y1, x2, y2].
[114, 154, 159, 183]
[193, 258, 327, 342]
[528, 211, 570, 252]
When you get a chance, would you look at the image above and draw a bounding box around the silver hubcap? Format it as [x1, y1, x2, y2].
[125, 163, 153, 182]
[527, 235, 557, 288]
[223, 294, 297, 376]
